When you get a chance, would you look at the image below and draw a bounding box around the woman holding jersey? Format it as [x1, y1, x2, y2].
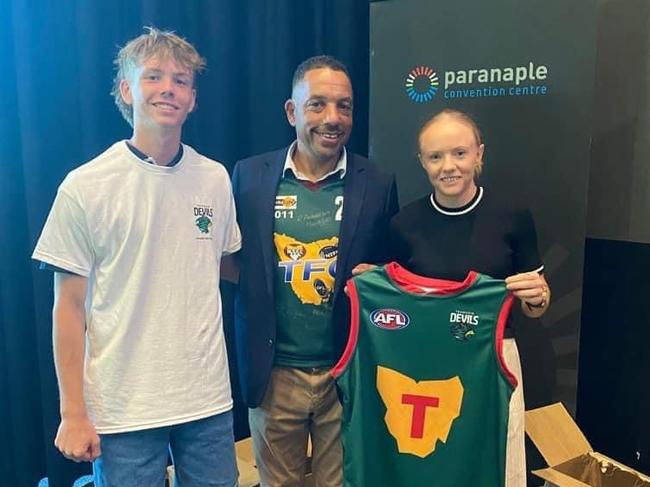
[354, 108, 550, 487]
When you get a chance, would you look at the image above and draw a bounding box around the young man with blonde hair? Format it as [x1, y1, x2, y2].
[33, 27, 240, 487]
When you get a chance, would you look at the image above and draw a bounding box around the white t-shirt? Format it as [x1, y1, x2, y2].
[33, 141, 241, 434]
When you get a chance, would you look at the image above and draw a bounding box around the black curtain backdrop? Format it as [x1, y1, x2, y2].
[0, 1, 369, 485]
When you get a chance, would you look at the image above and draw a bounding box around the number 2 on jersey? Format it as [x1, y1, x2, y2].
[334, 196, 344, 221]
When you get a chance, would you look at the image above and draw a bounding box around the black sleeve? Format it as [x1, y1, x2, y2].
[388, 213, 410, 266]
[386, 177, 400, 219]
[512, 208, 543, 274]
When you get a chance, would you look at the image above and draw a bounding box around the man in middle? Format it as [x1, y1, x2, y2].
[231, 55, 399, 487]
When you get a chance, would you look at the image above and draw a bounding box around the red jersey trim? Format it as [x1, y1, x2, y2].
[385, 261, 478, 296]
[331, 278, 360, 379]
[495, 293, 517, 389]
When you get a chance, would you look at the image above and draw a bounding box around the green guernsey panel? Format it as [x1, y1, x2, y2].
[273, 176, 344, 367]
[333, 262, 515, 487]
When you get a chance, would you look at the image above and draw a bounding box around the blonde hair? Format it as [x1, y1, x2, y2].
[110, 26, 206, 127]
[418, 109, 484, 177]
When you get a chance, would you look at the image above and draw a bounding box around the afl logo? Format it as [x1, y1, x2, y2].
[370, 309, 410, 330]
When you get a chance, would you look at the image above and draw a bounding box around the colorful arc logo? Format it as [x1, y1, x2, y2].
[405, 65, 439, 103]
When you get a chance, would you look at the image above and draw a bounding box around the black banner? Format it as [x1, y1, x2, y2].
[369, 0, 597, 413]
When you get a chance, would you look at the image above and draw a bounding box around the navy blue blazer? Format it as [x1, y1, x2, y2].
[232, 147, 399, 407]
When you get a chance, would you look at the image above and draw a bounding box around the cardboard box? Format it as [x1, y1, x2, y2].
[235, 437, 261, 487]
[526, 402, 650, 487]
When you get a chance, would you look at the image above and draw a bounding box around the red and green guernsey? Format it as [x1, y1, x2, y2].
[332, 262, 516, 487]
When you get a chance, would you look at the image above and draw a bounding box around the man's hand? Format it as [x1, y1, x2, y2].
[351, 263, 377, 275]
[55, 414, 101, 462]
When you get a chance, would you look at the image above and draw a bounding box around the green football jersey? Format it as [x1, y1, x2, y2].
[273, 176, 344, 367]
[333, 262, 515, 487]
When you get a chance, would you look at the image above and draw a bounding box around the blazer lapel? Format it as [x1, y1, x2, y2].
[258, 149, 287, 297]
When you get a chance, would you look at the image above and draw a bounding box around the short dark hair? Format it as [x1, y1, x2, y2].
[291, 55, 351, 91]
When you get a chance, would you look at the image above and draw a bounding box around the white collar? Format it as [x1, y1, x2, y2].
[429, 186, 484, 216]
[283, 140, 347, 181]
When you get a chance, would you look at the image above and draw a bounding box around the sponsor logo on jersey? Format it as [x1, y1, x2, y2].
[449, 310, 479, 341]
[376, 366, 464, 457]
[284, 243, 307, 261]
[319, 245, 338, 259]
[275, 195, 297, 210]
[313, 278, 333, 303]
[370, 309, 410, 330]
[274, 234, 338, 305]
[194, 205, 214, 234]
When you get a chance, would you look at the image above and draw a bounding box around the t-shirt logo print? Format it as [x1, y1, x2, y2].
[376, 366, 463, 458]
[195, 216, 212, 234]
[194, 206, 214, 234]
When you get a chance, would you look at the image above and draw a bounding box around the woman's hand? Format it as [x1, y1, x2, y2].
[505, 271, 550, 317]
